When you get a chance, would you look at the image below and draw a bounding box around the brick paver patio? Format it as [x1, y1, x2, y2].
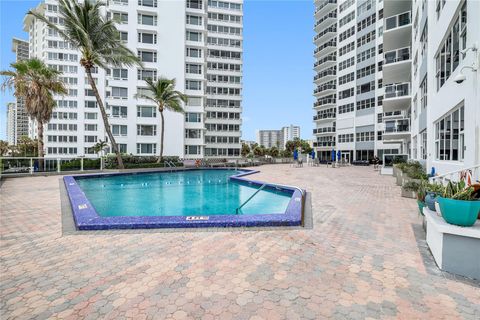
[1, 164, 479, 319]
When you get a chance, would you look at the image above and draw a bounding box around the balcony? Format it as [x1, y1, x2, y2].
[313, 127, 336, 135]
[383, 110, 404, 119]
[314, 10, 337, 33]
[314, 54, 336, 71]
[383, 119, 411, 141]
[314, 39, 337, 58]
[313, 112, 336, 121]
[383, 47, 411, 83]
[314, 66, 336, 84]
[383, 11, 412, 52]
[313, 94, 336, 109]
[314, 0, 336, 19]
[313, 141, 336, 148]
[314, 24, 337, 45]
[314, 82, 336, 96]
[383, 83, 411, 112]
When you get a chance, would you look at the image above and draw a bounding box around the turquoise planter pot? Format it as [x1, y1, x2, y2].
[417, 200, 425, 215]
[437, 197, 480, 227]
[425, 192, 439, 211]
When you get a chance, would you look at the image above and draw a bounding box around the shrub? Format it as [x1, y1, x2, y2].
[104, 155, 183, 169]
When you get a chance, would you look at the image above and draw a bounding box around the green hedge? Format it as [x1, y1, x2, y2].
[104, 155, 183, 169]
[60, 159, 101, 171]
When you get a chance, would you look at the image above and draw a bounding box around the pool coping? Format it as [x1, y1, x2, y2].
[63, 168, 305, 230]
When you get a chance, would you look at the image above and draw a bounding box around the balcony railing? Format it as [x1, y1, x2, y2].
[314, 25, 337, 42]
[313, 112, 336, 120]
[314, 66, 336, 80]
[384, 119, 410, 133]
[314, 39, 337, 55]
[313, 141, 336, 147]
[315, 10, 337, 29]
[384, 83, 410, 99]
[384, 47, 410, 65]
[314, 83, 336, 94]
[313, 127, 336, 134]
[385, 11, 411, 31]
[314, 0, 336, 15]
[314, 95, 336, 107]
[383, 110, 404, 118]
[314, 54, 336, 69]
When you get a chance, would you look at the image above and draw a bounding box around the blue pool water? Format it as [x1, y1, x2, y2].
[75, 170, 292, 217]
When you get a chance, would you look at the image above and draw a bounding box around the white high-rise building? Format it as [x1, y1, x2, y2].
[6, 103, 17, 145]
[23, 0, 243, 159]
[256, 124, 300, 150]
[313, 0, 401, 163]
[314, 0, 480, 175]
[8, 38, 30, 145]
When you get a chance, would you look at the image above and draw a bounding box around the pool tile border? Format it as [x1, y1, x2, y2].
[63, 168, 304, 230]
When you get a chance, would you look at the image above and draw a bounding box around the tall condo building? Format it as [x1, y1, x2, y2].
[6, 103, 17, 145]
[256, 125, 300, 149]
[313, 0, 480, 175]
[23, 0, 243, 159]
[313, 0, 401, 163]
[8, 38, 30, 145]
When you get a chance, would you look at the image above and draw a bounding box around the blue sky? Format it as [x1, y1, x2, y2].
[0, 0, 314, 141]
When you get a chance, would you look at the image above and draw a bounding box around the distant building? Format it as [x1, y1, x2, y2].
[10, 38, 29, 145]
[241, 140, 256, 147]
[6, 103, 17, 145]
[256, 125, 300, 149]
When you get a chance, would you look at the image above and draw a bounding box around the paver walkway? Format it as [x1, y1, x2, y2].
[1, 164, 479, 319]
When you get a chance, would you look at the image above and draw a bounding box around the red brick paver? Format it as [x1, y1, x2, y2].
[1, 165, 479, 319]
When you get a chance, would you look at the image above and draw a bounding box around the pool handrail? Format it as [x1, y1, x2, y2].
[235, 183, 267, 214]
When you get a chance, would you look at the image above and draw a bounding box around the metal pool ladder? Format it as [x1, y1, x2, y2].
[165, 160, 176, 171]
[235, 184, 266, 214]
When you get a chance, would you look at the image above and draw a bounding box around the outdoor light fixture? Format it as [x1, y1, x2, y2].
[454, 43, 478, 84]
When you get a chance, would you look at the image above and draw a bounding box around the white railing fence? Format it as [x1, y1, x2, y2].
[429, 164, 480, 186]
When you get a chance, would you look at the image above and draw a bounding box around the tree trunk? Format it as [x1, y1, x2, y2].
[37, 120, 44, 172]
[157, 109, 165, 164]
[84, 67, 124, 169]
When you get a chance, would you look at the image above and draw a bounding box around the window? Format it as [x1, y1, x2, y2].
[138, 0, 157, 7]
[185, 145, 201, 155]
[187, 15, 202, 25]
[137, 106, 156, 117]
[120, 32, 128, 42]
[339, 42, 355, 56]
[357, 98, 375, 110]
[357, 0, 373, 16]
[338, 103, 354, 114]
[111, 106, 128, 118]
[435, 3, 466, 90]
[138, 32, 156, 44]
[111, 12, 128, 24]
[112, 125, 128, 136]
[356, 64, 375, 79]
[138, 50, 157, 62]
[137, 69, 157, 81]
[420, 130, 427, 160]
[185, 112, 202, 122]
[338, 88, 354, 100]
[85, 124, 97, 131]
[356, 131, 375, 142]
[339, 72, 355, 85]
[339, 0, 354, 13]
[186, 64, 202, 74]
[185, 129, 201, 139]
[138, 14, 157, 26]
[111, 87, 128, 99]
[357, 13, 376, 32]
[85, 136, 98, 143]
[137, 125, 157, 136]
[85, 101, 97, 108]
[435, 104, 464, 161]
[356, 81, 375, 94]
[339, 57, 355, 71]
[420, 76, 428, 109]
[338, 134, 354, 143]
[186, 31, 202, 42]
[137, 143, 156, 154]
[339, 26, 355, 42]
[357, 47, 376, 63]
[186, 80, 202, 90]
[186, 48, 202, 58]
[339, 11, 355, 27]
[108, 68, 128, 80]
[357, 30, 375, 48]
[84, 112, 97, 120]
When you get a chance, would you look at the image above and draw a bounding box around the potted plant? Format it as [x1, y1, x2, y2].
[437, 181, 480, 227]
[403, 180, 428, 214]
[424, 183, 445, 212]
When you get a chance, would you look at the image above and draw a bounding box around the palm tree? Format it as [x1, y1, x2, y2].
[135, 78, 187, 163]
[93, 139, 108, 157]
[28, 0, 142, 169]
[1, 59, 66, 169]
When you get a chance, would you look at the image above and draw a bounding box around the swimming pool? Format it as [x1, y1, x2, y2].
[64, 169, 304, 229]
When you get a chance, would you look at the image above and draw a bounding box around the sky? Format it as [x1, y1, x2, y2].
[0, 0, 314, 141]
